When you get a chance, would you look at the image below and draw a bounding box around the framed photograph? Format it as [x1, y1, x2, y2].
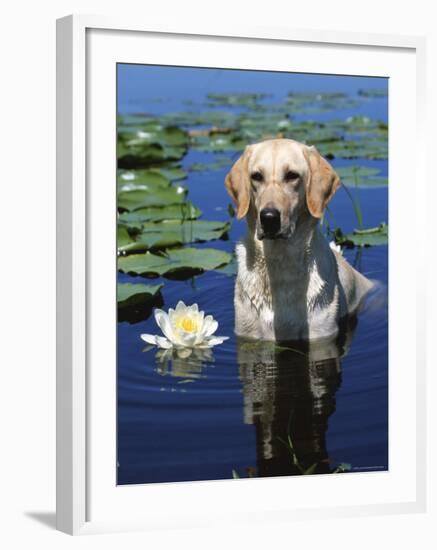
[56, 15, 427, 535]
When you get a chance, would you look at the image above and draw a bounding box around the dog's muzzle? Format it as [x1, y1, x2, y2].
[259, 207, 281, 239]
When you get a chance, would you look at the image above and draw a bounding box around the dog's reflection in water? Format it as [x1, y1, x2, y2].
[238, 320, 356, 477]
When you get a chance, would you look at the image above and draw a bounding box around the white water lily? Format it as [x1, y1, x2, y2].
[141, 301, 229, 349]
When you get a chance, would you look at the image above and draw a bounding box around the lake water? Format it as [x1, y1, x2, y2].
[117, 66, 388, 484]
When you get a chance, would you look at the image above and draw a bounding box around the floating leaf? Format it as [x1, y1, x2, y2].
[117, 283, 164, 324]
[118, 247, 232, 277]
[288, 91, 347, 102]
[192, 134, 247, 153]
[117, 169, 171, 192]
[358, 88, 388, 98]
[336, 166, 387, 187]
[117, 282, 163, 305]
[117, 122, 189, 168]
[117, 186, 187, 211]
[119, 123, 189, 147]
[189, 156, 233, 172]
[151, 166, 187, 182]
[118, 220, 231, 253]
[207, 92, 270, 106]
[117, 225, 135, 249]
[333, 223, 388, 247]
[336, 166, 381, 178]
[118, 202, 201, 225]
[162, 110, 239, 128]
[215, 256, 238, 276]
[357, 176, 388, 187]
[119, 144, 187, 168]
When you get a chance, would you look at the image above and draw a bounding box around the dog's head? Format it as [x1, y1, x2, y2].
[225, 139, 340, 240]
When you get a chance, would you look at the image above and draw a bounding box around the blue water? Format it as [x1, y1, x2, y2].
[117, 65, 388, 484]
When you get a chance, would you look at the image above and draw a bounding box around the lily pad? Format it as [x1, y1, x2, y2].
[117, 225, 135, 249]
[118, 220, 231, 253]
[119, 123, 189, 146]
[117, 282, 163, 305]
[215, 256, 238, 276]
[207, 92, 270, 106]
[333, 223, 388, 247]
[336, 166, 381, 178]
[336, 166, 388, 187]
[118, 247, 232, 277]
[118, 202, 201, 225]
[118, 143, 187, 168]
[117, 169, 171, 192]
[118, 186, 187, 211]
[358, 88, 388, 98]
[117, 282, 164, 324]
[192, 133, 247, 153]
[162, 110, 239, 128]
[117, 122, 189, 168]
[118, 168, 169, 184]
[318, 139, 388, 160]
[189, 157, 233, 172]
[150, 166, 187, 182]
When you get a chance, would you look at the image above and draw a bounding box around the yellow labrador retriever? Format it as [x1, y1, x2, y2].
[225, 138, 373, 342]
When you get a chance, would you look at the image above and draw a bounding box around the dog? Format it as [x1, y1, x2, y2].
[225, 138, 373, 342]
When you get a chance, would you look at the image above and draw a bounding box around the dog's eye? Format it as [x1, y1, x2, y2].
[251, 171, 264, 182]
[284, 170, 300, 182]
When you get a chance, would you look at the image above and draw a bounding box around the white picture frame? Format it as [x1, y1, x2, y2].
[56, 14, 427, 535]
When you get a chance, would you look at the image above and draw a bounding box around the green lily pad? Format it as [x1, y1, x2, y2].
[150, 166, 187, 182]
[117, 169, 171, 192]
[192, 134, 247, 153]
[117, 282, 164, 324]
[117, 142, 186, 168]
[215, 256, 238, 276]
[118, 247, 232, 277]
[336, 166, 387, 187]
[318, 139, 388, 160]
[333, 223, 388, 247]
[358, 88, 388, 98]
[288, 92, 347, 102]
[336, 166, 381, 178]
[162, 110, 239, 128]
[342, 176, 388, 188]
[207, 92, 270, 106]
[118, 202, 201, 225]
[118, 220, 231, 253]
[357, 176, 388, 187]
[117, 225, 135, 248]
[117, 122, 189, 168]
[189, 157, 233, 172]
[117, 282, 163, 306]
[118, 187, 187, 211]
[119, 123, 189, 146]
[118, 169, 169, 184]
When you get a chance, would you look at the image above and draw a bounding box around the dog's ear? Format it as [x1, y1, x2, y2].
[303, 146, 340, 219]
[225, 149, 251, 220]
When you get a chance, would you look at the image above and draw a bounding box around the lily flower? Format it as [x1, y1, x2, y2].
[141, 301, 229, 349]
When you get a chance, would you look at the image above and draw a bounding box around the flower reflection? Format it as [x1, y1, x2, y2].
[146, 345, 215, 380]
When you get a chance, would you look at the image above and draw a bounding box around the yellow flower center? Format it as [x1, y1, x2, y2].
[177, 317, 198, 333]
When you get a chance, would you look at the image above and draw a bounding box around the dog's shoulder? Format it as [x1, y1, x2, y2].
[334, 249, 373, 313]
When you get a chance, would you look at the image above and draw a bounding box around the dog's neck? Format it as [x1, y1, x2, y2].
[244, 208, 320, 275]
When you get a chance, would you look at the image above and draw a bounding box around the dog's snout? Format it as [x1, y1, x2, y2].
[260, 207, 281, 235]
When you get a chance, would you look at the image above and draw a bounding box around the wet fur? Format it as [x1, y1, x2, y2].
[227, 139, 373, 341]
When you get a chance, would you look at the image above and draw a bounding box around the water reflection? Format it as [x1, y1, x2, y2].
[150, 346, 214, 380]
[145, 317, 358, 478]
[238, 320, 357, 476]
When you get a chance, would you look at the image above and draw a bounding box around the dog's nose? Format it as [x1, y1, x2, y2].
[260, 207, 281, 235]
